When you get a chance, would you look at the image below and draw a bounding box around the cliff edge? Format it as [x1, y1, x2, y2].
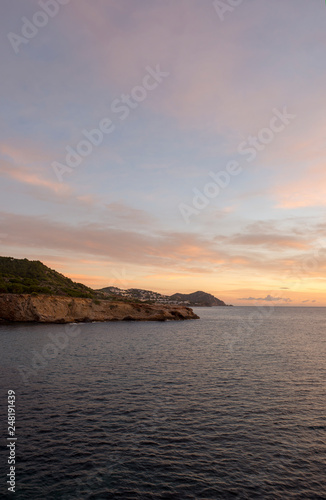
[0, 294, 199, 323]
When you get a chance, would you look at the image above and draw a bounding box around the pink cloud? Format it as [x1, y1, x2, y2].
[0, 212, 228, 269]
[0, 143, 70, 196]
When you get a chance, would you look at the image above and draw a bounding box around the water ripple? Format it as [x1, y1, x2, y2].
[0, 307, 325, 498]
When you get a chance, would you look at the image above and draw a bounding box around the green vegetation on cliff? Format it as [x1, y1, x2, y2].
[0, 257, 97, 298]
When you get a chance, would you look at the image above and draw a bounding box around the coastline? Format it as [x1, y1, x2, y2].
[0, 294, 200, 323]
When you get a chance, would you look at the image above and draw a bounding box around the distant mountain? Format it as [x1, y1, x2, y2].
[98, 287, 228, 307]
[170, 291, 227, 307]
[0, 256, 98, 298]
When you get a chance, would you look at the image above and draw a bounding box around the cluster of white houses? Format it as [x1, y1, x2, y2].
[104, 287, 190, 305]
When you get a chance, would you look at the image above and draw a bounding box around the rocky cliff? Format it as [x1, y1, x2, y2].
[0, 294, 199, 323]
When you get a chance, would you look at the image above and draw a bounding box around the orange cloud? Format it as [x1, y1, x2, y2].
[229, 233, 310, 250]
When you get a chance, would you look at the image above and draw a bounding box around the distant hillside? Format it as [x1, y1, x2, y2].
[0, 257, 98, 298]
[98, 287, 165, 303]
[0, 257, 228, 306]
[98, 287, 228, 307]
[170, 291, 227, 307]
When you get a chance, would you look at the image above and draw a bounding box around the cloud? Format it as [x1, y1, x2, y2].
[229, 233, 309, 250]
[0, 144, 71, 197]
[1, 210, 326, 284]
[0, 144, 104, 208]
[240, 295, 292, 303]
[227, 219, 314, 251]
[105, 202, 155, 225]
[0, 161, 66, 195]
[0, 212, 228, 270]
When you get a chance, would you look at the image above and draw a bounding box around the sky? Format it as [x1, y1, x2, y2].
[1, 0, 326, 306]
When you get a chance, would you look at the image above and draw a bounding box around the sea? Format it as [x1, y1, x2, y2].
[0, 306, 325, 499]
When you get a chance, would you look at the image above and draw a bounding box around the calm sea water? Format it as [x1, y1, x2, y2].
[0, 307, 326, 499]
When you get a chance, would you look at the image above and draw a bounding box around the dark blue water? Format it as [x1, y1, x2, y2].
[0, 307, 326, 499]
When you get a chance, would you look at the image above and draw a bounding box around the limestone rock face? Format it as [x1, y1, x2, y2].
[0, 294, 200, 323]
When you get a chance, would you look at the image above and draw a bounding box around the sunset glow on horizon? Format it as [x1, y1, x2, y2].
[1, 0, 326, 306]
